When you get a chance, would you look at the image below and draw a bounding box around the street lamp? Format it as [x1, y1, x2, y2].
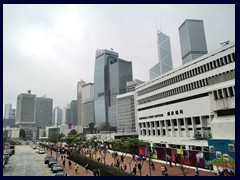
[160, 141, 168, 164]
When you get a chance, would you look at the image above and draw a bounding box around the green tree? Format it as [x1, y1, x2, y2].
[68, 129, 77, 135]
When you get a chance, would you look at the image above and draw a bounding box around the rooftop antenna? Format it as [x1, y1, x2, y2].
[110, 48, 114, 51]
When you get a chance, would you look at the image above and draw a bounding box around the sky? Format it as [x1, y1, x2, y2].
[3, 4, 235, 111]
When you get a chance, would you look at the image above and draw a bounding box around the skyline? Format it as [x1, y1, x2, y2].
[3, 4, 235, 110]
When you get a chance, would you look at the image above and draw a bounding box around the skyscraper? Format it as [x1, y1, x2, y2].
[94, 49, 133, 126]
[15, 91, 36, 127]
[149, 31, 173, 80]
[70, 100, 78, 126]
[77, 80, 86, 126]
[53, 107, 62, 126]
[179, 19, 208, 65]
[35, 97, 53, 128]
[4, 103, 16, 119]
[82, 83, 95, 127]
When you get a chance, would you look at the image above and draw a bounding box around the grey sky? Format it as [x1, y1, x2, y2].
[3, 4, 235, 110]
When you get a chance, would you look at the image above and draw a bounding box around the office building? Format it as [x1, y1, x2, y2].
[82, 83, 95, 127]
[15, 91, 36, 127]
[4, 104, 16, 119]
[94, 49, 133, 126]
[35, 97, 53, 128]
[126, 79, 144, 92]
[77, 80, 86, 126]
[149, 31, 173, 79]
[53, 107, 63, 126]
[70, 100, 78, 126]
[179, 19, 208, 65]
[135, 42, 235, 150]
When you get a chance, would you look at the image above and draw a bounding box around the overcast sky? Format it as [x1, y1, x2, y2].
[3, 4, 235, 111]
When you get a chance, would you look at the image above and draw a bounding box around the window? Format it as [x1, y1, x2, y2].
[187, 118, 192, 125]
[167, 112, 170, 116]
[158, 129, 161, 136]
[179, 119, 184, 125]
[180, 109, 183, 114]
[175, 110, 179, 115]
[173, 119, 177, 126]
[167, 120, 171, 126]
[171, 111, 174, 115]
[195, 117, 201, 125]
[228, 87, 234, 96]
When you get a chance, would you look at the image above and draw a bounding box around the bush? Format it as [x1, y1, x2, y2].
[68, 153, 135, 176]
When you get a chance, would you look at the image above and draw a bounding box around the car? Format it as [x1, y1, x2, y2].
[51, 164, 63, 173]
[38, 149, 45, 154]
[35, 147, 41, 153]
[32, 145, 36, 149]
[48, 158, 57, 168]
[44, 156, 54, 164]
[55, 172, 67, 176]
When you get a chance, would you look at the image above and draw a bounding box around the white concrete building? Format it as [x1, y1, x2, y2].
[135, 42, 235, 150]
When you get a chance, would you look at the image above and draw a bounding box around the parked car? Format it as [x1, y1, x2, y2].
[51, 164, 63, 173]
[48, 158, 57, 168]
[38, 149, 45, 154]
[32, 145, 36, 149]
[55, 172, 67, 176]
[44, 156, 54, 164]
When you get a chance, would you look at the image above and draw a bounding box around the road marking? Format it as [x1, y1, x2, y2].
[35, 153, 49, 176]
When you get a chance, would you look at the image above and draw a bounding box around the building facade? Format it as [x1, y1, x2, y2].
[70, 100, 78, 126]
[150, 31, 173, 80]
[179, 19, 208, 65]
[82, 83, 95, 127]
[53, 107, 63, 126]
[77, 80, 86, 126]
[135, 42, 235, 150]
[108, 58, 133, 127]
[4, 104, 16, 119]
[35, 97, 53, 128]
[94, 49, 133, 126]
[15, 92, 36, 127]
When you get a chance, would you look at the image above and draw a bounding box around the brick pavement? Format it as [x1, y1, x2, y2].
[45, 148, 216, 176]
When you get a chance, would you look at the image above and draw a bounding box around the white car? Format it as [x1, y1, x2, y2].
[38, 149, 45, 154]
[35, 147, 40, 153]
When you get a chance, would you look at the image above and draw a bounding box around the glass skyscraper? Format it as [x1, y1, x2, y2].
[94, 49, 133, 126]
[179, 19, 208, 65]
[149, 31, 173, 80]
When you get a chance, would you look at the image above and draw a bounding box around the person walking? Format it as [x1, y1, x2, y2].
[85, 163, 89, 171]
[68, 160, 72, 168]
[75, 164, 78, 174]
[62, 159, 65, 168]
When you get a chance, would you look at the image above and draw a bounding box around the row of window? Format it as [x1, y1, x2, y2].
[138, 52, 235, 96]
[138, 77, 209, 105]
[213, 86, 235, 100]
[139, 117, 202, 128]
[139, 114, 163, 120]
[167, 109, 183, 116]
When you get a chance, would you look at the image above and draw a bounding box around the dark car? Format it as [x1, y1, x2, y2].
[51, 164, 63, 173]
[44, 155, 53, 164]
[55, 172, 67, 176]
[48, 158, 57, 168]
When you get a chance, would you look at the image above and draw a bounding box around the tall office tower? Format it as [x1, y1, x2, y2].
[70, 100, 78, 126]
[108, 58, 133, 127]
[126, 79, 144, 92]
[35, 97, 53, 128]
[15, 91, 36, 127]
[62, 107, 66, 125]
[77, 80, 86, 126]
[149, 31, 173, 80]
[4, 103, 16, 119]
[179, 19, 208, 65]
[53, 107, 62, 126]
[94, 49, 133, 126]
[82, 83, 95, 127]
[65, 108, 71, 124]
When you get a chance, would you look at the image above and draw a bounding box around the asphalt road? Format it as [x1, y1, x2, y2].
[3, 145, 55, 176]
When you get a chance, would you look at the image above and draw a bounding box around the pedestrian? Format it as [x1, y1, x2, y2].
[62, 159, 65, 168]
[151, 162, 155, 170]
[124, 164, 127, 171]
[75, 164, 79, 173]
[61, 154, 63, 160]
[161, 165, 165, 175]
[85, 163, 89, 171]
[68, 160, 72, 168]
[195, 167, 199, 176]
[133, 166, 137, 175]
[97, 168, 100, 176]
[93, 168, 97, 176]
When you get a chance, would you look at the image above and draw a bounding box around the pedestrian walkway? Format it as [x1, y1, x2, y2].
[45, 148, 216, 176]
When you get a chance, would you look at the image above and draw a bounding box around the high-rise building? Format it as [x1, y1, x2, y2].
[77, 80, 86, 126]
[70, 100, 78, 126]
[126, 79, 145, 92]
[53, 107, 62, 126]
[94, 49, 133, 127]
[15, 91, 36, 127]
[65, 108, 71, 124]
[82, 83, 95, 127]
[35, 97, 53, 128]
[149, 31, 173, 80]
[4, 104, 16, 119]
[179, 19, 208, 65]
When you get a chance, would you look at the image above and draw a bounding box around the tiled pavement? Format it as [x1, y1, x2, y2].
[45, 148, 216, 176]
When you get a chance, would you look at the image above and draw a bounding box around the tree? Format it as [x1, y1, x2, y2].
[19, 128, 26, 140]
[69, 129, 77, 135]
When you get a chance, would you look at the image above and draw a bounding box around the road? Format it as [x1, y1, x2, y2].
[3, 145, 55, 176]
